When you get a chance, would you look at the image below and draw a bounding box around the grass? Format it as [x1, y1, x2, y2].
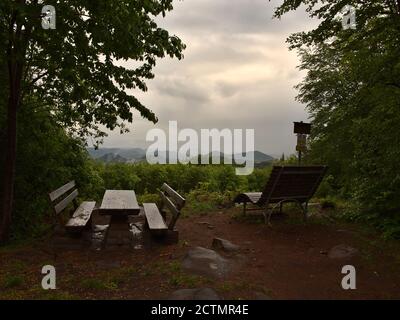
[8, 260, 27, 272]
[1, 274, 25, 289]
[168, 273, 204, 287]
[38, 291, 79, 300]
[80, 278, 118, 290]
[147, 260, 207, 288]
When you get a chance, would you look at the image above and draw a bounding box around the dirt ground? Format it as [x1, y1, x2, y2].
[1, 207, 400, 300]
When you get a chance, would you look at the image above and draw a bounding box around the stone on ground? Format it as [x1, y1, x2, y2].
[328, 244, 359, 259]
[182, 246, 231, 278]
[212, 238, 240, 252]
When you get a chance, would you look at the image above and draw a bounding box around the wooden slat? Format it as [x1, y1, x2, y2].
[143, 203, 168, 231]
[65, 201, 95, 232]
[307, 166, 328, 198]
[161, 183, 185, 209]
[234, 193, 262, 204]
[236, 166, 327, 207]
[49, 181, 75, 202]
[259, 166, 284, 205]
[54, 189, 79, 214]
[281, 171, 326, 175]
[99, 190, 140, 215]
[159, 191, 179, 218]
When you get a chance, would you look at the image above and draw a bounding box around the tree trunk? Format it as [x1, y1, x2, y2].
[0, 6, 26, 243]
[0, 95, 18, 243]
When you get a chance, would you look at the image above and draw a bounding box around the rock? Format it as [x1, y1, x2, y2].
[328, 244, 359, 259]
[169, 288, 221, 300]
[212, 238, 240, 252]
[182, 247, 231, 278]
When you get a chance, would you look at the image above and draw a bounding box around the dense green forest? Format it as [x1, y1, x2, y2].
[277, 0, 400, 238]
[1, 0, 400, 243]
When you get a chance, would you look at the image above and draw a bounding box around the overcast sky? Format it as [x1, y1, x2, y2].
[99, 0, 318, 157]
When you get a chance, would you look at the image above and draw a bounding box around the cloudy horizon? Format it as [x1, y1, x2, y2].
[95, 0, 318, 157]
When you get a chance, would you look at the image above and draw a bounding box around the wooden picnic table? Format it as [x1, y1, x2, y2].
[99, 190, 141, 246]
[99, 190, 140, 216]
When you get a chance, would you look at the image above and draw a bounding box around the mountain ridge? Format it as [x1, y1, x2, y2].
[87, 147, 275, 164]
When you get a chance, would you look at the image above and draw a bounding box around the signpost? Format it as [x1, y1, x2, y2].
[294, 122, 311, 165]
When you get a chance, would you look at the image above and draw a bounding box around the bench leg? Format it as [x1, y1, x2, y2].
[263, 207, 273, 226]
[243, 202, 247, 215]
[302, 202, 309, 221]
[84, 215, 93, 231]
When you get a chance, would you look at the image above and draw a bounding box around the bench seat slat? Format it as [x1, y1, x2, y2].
[143, 203, 168, 232]
[65, 201, 96, 232]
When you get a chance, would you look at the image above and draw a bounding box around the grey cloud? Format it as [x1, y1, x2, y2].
[155, 76, 210, 104]
[100, 0, 319, 156]
[159, 0, 316, 36]
[215, 81, 238, 98]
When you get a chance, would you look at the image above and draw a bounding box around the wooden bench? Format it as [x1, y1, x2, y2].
[234, 166, 328, 224]
[49, 181, 96, 234]
[143, 183, 186, 238]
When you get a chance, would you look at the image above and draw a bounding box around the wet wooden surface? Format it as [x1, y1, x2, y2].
[99, 190, 140, 215]
[65, 201, 96, 231]
[143, 203, 168, 232]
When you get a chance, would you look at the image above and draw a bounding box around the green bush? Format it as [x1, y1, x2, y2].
[0, 107, 103, 241]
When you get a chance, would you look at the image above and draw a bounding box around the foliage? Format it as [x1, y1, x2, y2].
[0, 106, 101, 240]
[1, 0, 185, 242]
[92, 161, 271, 198]
[273, 0, 400, 237]
[1, 0, 186, 138]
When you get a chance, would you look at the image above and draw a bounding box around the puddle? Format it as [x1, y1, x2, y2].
[90, 222, 145, 250]
[130, 222, 144, 250]
[130, 222, 143, 236]
[91, 224, 109, 250]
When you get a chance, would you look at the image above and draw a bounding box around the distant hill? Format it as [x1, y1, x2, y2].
[87, 147, 146, 160]
[97, 153, 128, 163]
[236, 151, 274, 163]
[87, 147, 275, 165]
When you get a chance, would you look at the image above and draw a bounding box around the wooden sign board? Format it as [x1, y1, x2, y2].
[294, 122, 311, 135]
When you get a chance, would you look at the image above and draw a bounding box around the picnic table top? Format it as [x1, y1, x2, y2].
[99, 190, 140, 215]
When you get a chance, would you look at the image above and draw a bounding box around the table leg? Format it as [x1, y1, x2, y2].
[105, 215, 133, 247]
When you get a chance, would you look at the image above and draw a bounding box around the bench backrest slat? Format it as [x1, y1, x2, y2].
[49, 180, 76, 202]
[54, 189, 79, 215]
[159, 183, 186, 230]
[161, 183, 186, 209]
[259, 166, 327, 205]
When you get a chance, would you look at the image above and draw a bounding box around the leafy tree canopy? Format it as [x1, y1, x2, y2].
[272, 0, 400, 233]
[1, 0, 185, 141]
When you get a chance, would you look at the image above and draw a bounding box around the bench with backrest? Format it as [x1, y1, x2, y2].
[234, 166, 328, 224]
[143, 183, 186, 238]
[49, 181, 96, 234]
